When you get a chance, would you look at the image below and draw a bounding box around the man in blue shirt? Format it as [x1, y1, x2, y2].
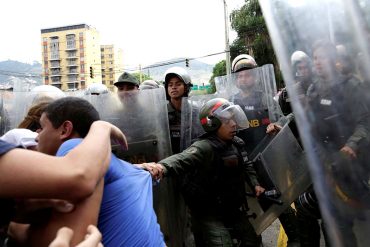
[11, 97, 164, 247]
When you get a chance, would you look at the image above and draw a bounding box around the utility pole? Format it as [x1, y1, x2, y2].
[223, 0, 231, 75]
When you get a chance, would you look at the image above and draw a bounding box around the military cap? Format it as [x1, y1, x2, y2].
[114, 72, 140, 87]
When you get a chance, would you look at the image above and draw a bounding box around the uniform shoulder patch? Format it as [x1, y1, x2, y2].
[185, 146, 198, 154]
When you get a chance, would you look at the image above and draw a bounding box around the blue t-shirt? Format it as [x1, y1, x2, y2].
[0, 140, 16, 156]
[56, 139, 164, 247]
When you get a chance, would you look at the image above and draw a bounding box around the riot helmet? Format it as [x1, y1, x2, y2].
[232, 54, 258, 73]
[290, 51, 312, 79]
[85, 83, 109, 95]
[164, 67, 193, 98]
[139, 80, 160, 90]
[30, 85, 65, 104]
[199, 98, 249, 133]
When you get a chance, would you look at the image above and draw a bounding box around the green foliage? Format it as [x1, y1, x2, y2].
[229, 0, 284, 88]
[209, 60, 226, 93]
[132, 72, 152, 83]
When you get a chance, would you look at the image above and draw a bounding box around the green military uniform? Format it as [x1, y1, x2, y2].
[159, 133, 261, 247]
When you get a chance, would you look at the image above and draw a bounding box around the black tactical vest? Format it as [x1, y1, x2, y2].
[232, 91, 270, 154]
[167, 102, 181, 154]
[307, 77, 359, 148]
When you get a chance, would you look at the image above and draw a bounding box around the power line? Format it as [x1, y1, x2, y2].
[0, 50, 228, 79]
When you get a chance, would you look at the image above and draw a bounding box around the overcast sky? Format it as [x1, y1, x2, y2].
[0, 0, 245, 68]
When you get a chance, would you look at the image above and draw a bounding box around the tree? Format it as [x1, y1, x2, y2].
[132, 72, 152, 83]
[230, 0, 283, 88]
[209, 60, 226, 93]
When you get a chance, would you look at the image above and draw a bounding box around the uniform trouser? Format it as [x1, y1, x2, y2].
[295, 201, 321, 247]
[278, 206, 300, 245]
[190, 211, 261, 247]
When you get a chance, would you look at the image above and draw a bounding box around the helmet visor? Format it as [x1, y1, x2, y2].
[213, 104, 249, 130]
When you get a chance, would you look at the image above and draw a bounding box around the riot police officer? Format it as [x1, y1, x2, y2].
[141, 98, 264, 247]
[305, 40, 370, 246]
[139, 80, 160, 90]
[85, 83, 109, 95]
[268, 51, 324, 247]
[231, 55, 301, 247]
[164, 67, 193, 154]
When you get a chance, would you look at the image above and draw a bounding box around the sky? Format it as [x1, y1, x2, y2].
[0, 0, 245, 69]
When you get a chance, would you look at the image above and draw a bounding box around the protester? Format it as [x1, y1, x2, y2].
[8, 97, 164, 247]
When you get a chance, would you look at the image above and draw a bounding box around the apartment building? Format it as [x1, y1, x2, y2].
[41, 24, 102, 91]
[100, 45, 124, 91]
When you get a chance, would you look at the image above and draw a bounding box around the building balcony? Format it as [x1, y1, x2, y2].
[67, 71, 79, 75]
[51, 81, 62, 85]
[65, 46, 77, 51]
[49, 65, 61, 69]
[67, 80, 79, 84]
[49, 57, 61, 61]
[66, 63, 78, 67]
[50, 74, 62, 77]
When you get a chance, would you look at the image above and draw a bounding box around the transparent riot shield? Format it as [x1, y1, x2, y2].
[260, 0, 370, 246]
[0, 93, 11, 136]
[83, 89, 171, 163]
[215, 65, 283, 155]
[2, 86, 65, 131]
[246, 124, 311, 234]
[180, 94, 214, 150]
[83, 88, 186, 247]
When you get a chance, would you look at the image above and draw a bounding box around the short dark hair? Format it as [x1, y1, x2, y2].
[44, 97, 100, 138]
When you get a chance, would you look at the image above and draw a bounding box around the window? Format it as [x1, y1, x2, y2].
[110, 80, 114, 85]
[51, 77, 61, 83]
[80, 64, 85, 71]
[109, 54, 113, 58]
[67, 51, 76, 57]
[66, 34, 76, 49]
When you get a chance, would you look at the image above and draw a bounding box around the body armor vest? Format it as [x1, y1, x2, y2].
[232, 91, 270, 154]
[167, 102, 181, 154]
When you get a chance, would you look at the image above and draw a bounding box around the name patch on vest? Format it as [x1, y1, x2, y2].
[320, 99, 332, 106]
[244, 105, 255, 111]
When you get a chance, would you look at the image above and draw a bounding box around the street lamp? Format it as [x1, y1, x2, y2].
[223, 0, 231, 75]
